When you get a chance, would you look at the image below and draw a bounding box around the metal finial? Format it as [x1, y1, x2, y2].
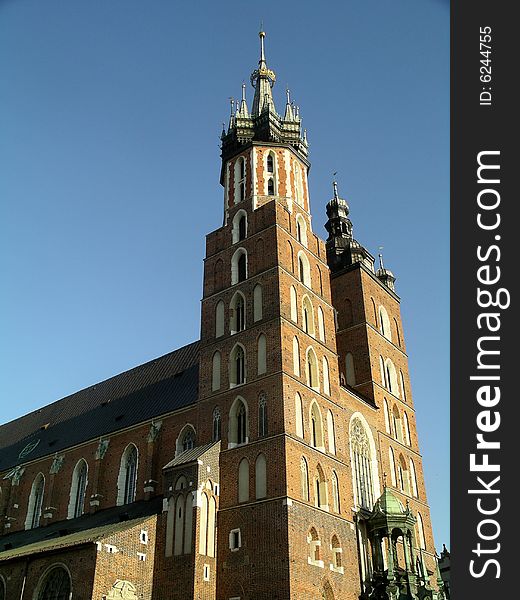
[378, 248, 385, 270]
[332, 173, 339, 199]
[242, 82, 246, 101]
[229, 97, 234, 115]
[286, 87, 291, 104]
[259, 28, 266, 64]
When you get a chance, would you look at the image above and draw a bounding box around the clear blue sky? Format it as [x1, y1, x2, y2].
[0, 1, 449, 548]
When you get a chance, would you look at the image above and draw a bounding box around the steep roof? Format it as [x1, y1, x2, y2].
[0, 341, 200, 473]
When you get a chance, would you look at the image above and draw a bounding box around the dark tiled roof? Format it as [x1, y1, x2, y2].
[0, 342, 200, 472]
[163, 441, 219, 470]
[0, 498, 162, 559]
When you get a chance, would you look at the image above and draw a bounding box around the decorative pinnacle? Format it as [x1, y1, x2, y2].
[259, 29, 266, 65]
[286, 87, 291, 104]
[242, 82, 246, 101]
[332, 173, 339, 200]
[378, 248, 385, 270]
[229, 97, 234, 115]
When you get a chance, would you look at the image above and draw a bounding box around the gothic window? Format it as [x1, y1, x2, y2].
[350, 417, 376, 510]
[302, 296, 315, 336]
[25, 473, 45, 529]
[180, 426, 196, 453]
[403, 411, 411, 446]
[230, 292, 246, 334]
[323, 357, 331, 396]
[212, 351, 221, 391]
[331, 471, 340, 513]
[389, 447, 397, 486]
[410, 457, 419, 497]
[298, 252, 311, 287]
[117, 444, 138, 506]
[306, 347, 319, 390]
[327, 410, 336, 454]
[207, 496, 216, 557]
[315, 465, 328, 509]
[317, 307, 325, 341]
[267, 153, 274, 173]
[231, 248, 247, 285]
[36, 566, 71, 600]
[295, 393, 304, 438]
[267, 178, 275, 195]
[379, 355, 386, 387]
[290, 286, 298, 322]
[174, 495, 185, 555]
[379, 306, 392, 341]
[253, 284, 263, 321]
[398, 454, 411, 495]
[199, 494, 208, 555]
[331, 535, 343, 570]
[296, 215, 308, 247]
[400, 370, 407, 402]
[229, 344, 246, 386]
[288, 240, 295, 273]
[416, 512, 426, 550]
[257, 334, 267, 375]
[308, 528, 321, 564]
[215, 300, 225, 337]
[255, 453, 267, 499]
[292, 336, 300, 376]
[383, 398, 391, 434]
[238, 458, 250, 502]
[212, 407, 221, 441]
[229, 397, 248, 446]
[310, 401, 324, 449]
[234, 157, 246, 204]
[394, 318, 402, 347]
[301, 457, 310, 501]
[258, 393, 268, 436]
[371, 298, 378, 326]
[392, 406, 404, 443]
[385, 358, 399, 397]
[68, 459, 88, 519]
[345, 352, 356, 387]
[317, 266, 323, 296]
[232, 209, 247, 243]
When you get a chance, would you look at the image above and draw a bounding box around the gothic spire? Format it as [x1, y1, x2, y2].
[251, 30, 277, 116]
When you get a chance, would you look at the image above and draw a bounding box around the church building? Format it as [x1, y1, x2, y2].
[0, 32, 445, 600]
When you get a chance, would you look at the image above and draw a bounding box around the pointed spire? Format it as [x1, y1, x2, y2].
[251, 29, 277, 116]
[227, 97, 235, 131]
[237, 82, 249, 117]
[220, 122, 226, 140]
[284, 87, 295, 121]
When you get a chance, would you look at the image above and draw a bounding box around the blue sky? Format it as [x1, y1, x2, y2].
[0, 1, 449, 548]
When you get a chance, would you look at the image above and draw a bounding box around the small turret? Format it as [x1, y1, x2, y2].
[376, 252, 397, 292]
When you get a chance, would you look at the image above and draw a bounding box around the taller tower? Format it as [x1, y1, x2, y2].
[197, 32, 443, 600]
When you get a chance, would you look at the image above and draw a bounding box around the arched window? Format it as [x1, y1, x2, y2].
[400, 370, 407, 402]
[392, 405, 404, 443]
[379, 355, 386, 387]
[184, 492, 194, 554]
[345, 352, 356, 387]
[68, 459, 88, 519]
[371, 298, 378, 326]
[389, 447, 397, 486]
[267, 178, 275, 195]
[394, 318, 402, 347]
[295, 393, 304, 438]
[267, 153, 274, 173]
[416, 512, 426, 550]
[207, 496, 216, 557]
[232, 209, 248, 243]
[300, 457, 310, 501]
[255, 453, 267, 499]
[383, 398, 391, 434]
[290, 286, 298, 322]
[379, 306, 392, 341]
[331, 471, 340, 513]
[238, 458, 250, 502]
[117, 444, 138, 506]
[350, 417, 376, 509]
[317, 307, 325, 341]
[199, 493, 208, 555]
[302, 296, 315, 336]
[174, 495, 185, 555]
[258, 393, 268, 436]
[298, 252, 311, 287]
[230, 292, 246, 334]
[229, 344, 246, 386]
[327, 410, 336, 454]
[385, 358, 400, 397]
[215, 300, 225, 338]
[288, 240, 295, 273]
[229, 397, 248, 447]
[179, 426, 196, 454]
[36, 566, 71, 600]
[25, 473, 45, 529]
[292, 336, 300, 376]
[212, 351, 221, 391]
[306, 347, 319, 390]
[315, 465, 328, 510]
[410, 457, 419, 497]
[214, 259, 223, 292]
[308, 528, 321, 564]
[398, 454, 411, 495]
[231, 248, 247, 284]
[253, 284, 263, 321]
[212, 407, 221, 441]
[317, 267, 323, 296]
[257, 334, 267, 375]
[296, 215, 308, 247]
[234, 157, 246, 204]
[310, 401, 324, 449]
[323, 357, 331, 396]
[403, 412, 411, 446]
[331, 535, 343, 570]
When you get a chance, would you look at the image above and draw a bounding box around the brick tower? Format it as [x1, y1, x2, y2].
[198, 31, 444, 600]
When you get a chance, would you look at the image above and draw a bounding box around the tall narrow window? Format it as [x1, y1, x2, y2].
[292, 336, 300, 376]
[383, 399, 391, 434]
[392, 406, 403, 443]
[317, 307, 325, 341]
[302, 296, 315, 336]
[26, 473, 45, 529]
[237, 402, 247, 444]
[184, 492, 193, 554]
[327, 410, 336, 454]
[238, 214, 246, 239]
[290, 286, 298, 322]
[212, 407, 221, 441]
[394, 318, 402, 347]
[36, 567, 71, 600]
[403, 412, 411, 446]
[199, 494, 208, 555]
[215, 300, 225, 338]
[323, 357, 331, 396]
[253, 284, 263, 321]
[174, 495, 185, 555]
[229, 398, 249, 447]
[267, 153, 274, 173]
[255, 454, 267, 499]
[181, 427, 196, 453]
[267, 178, 275, 195]
[400, 370, 407, 402]
[232, 210, 247, 243]
[301, 457, 310, 501]
[298, 252, 311, 287]
[379, 306, 392, 341]
[118, 444, 138, 505]
[230, 345, 246, 386]
[295, 393, 304, 438]
[332, 535, 343, 570]
[306, 347, 319, 390]
[230, 292, 246, 334]
[212, 351, 221, 391]
[379, 355, 386, 387]
[68, 459, 88, 519]
[231, 249, 247, 284]
[416, 512, 426, 550]
[207, 496, 216, 557]
[258, 393, 268, 436]
[385, 358, 399, 397]
[410, 458, 419, 497]
[345, 352, 356, 387]
[350, 417, 376, 509]
[315, 465, 328, 509]
[296, 215, 308, 247]
[257, 334, 267, 375]
[310, 401, 324, 449]
[398, 455, 411, 495]
[389, 447, 397, 486]
[331, 471, 340, 513]
[238, 253, 247, 281]
[238, 458, 250, 502]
